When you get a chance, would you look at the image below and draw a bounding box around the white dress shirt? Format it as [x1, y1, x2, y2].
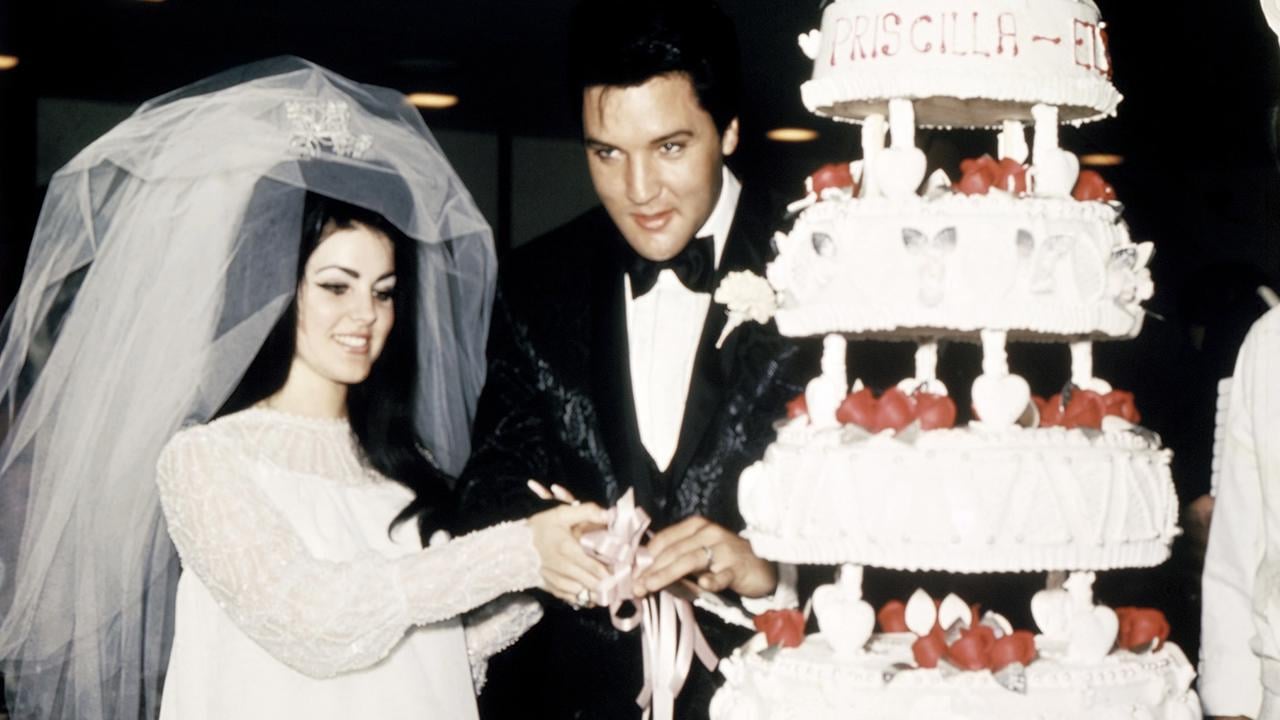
[1202, 306, 1280, 718]
[623, 168, 740, 472]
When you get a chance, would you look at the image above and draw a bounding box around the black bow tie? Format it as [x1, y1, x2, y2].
[625, 235, 715, 298]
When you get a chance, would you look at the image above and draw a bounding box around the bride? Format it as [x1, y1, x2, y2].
[0, 57, 607, 720]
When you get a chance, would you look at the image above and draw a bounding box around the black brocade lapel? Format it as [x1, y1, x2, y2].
[663, 186, 774, 514]
[591, 228, 658, 513]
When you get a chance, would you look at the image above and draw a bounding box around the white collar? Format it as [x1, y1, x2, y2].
[695, 167, 741, 268]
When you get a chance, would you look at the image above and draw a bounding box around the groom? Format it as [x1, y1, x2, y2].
[456, 1, 816, 717]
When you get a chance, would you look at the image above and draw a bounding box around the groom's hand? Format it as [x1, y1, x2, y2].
[633, 516, 777, 599]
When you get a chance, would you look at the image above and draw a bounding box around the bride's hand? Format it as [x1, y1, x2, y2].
[528, 502, 609, 606]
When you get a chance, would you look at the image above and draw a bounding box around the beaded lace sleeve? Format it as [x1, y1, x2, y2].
[463, 594, 543, 691]
[155, 427, 543, 679]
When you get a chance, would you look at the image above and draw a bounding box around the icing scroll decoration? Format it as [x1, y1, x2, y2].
[1107, 242, 1155, 305]
[580, 490, 718, 720]
[903, 227, 956, 306]
[1016, 230, 1072, 294]
[286, 100, 373, 159]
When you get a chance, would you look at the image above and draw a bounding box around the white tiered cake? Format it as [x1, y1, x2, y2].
[710, 0, 1200, 716]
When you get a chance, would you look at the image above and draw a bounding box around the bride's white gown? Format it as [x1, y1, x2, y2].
[154, 408, 542, 719]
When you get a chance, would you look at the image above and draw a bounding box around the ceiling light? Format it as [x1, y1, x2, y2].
[767, 127, 819, 143]
[1079, 153, 1123, 167]
[407, 92, 458, 110]
[0, 55, 18, 71]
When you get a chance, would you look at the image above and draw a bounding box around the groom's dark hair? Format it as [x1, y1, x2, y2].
[568, 0, 742, 135]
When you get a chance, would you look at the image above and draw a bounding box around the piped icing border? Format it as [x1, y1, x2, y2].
[738, 426, 1179, 572]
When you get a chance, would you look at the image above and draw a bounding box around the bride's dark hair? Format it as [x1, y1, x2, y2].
[216, 190, 455, 537]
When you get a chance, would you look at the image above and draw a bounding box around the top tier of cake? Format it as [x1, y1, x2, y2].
[801, 0, 1121, 127]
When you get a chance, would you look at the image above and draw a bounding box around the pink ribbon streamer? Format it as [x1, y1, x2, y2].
[580, 489, 719, 720]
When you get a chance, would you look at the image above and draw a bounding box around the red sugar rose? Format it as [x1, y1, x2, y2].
[836, 388, 878, 428]
[989, 630, 1037, 672]
[878, 600, 909, 633]
[1061, 389, 1106, 429]
[873, 387, 916, 433]
[995, 157, 1030, 194]
[786, 394, 808, 420]
[1115, 607, 1170, 652]
[811, 162, 858, 196]
[957, 155, 1000, 196]
[1039, 388, 1143, 428]
[912, 627, 948, 669]
[915, 392, 957, 430]
[1073, 170, 1118, 202]
[1038, 390, 1106, 429]
[946, 627, 994, 671]
[1036, 394, 1060, 426]
[753, 609, 806, 648]
[1102, 389, 1142, 424]
[957, 155, 1028, 196]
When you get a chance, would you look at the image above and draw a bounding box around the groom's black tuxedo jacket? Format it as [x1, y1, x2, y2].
[456, 183, 817, 720]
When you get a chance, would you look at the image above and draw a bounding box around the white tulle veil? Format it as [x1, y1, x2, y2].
[0, 56, 496, 718]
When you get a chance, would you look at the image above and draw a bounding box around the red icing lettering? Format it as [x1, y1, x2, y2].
[881, 13, 902, 56]
[826, 11, 1027, 62]
[830, 17, 852, 66]
[852, 14, 872, 60]
[997, 12, 1019, 56]
[970, 12, 989, 56]
[1073, 19, 1094, 70]
[911, 15, 934, 53]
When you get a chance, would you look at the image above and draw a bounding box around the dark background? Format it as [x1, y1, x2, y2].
[0, 0, 1278, 704]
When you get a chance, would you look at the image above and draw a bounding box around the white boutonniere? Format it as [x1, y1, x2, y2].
[713, 271, 778, 348]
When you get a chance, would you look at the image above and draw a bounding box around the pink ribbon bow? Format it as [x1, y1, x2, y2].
[579, 489, 718, 720]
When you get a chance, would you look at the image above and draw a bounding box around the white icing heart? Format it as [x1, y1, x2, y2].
[937, 593, 971, 631]
[812, 584, 875, 656]
[1031, 588, 1073, 639]
[1029, 148, 1081, 198]
[904, 588, 936, 637]
[971, 373, 1032, 427]
[870, 146, 927, 200]
[1066, 605, 1119, 664]
[797, 29, 822, 60]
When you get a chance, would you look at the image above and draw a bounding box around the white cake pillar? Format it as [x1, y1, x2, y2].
[1030, 104, 1079, 197]
[910, 339, 947, 396]
[872, 99, 926, 199]
[861, 113, 886, 198]
[971, 329, 1032, 427]
[1069, 340, 1093, 388]
[804, 334, 848, 428]
[998, 120, 1029, 163]
[836, 563, 864, 594]
[1069, 339, 1112, 394]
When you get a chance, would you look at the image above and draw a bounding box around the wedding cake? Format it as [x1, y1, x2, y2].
[709, 0, 1200, 716]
